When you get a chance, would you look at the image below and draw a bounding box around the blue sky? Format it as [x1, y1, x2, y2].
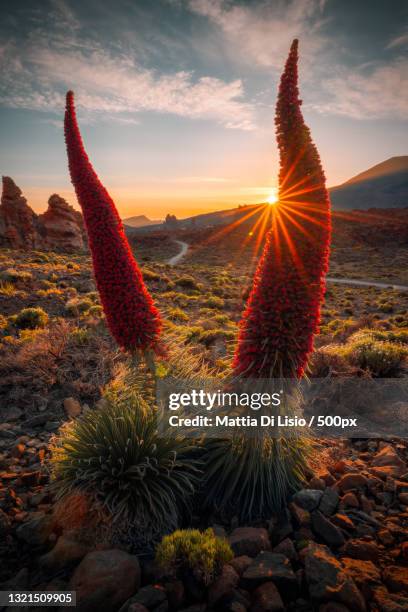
[0, 0, 407, 217]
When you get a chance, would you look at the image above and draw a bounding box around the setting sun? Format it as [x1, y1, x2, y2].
[267, 188, 279, 205]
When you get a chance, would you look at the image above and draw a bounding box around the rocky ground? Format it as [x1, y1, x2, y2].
[0, 430, 407, 611]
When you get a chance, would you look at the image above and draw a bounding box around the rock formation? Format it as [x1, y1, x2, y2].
[0, 177, 86, 252]
[0, 177, 39, 249]
[38, 194, 85, 251]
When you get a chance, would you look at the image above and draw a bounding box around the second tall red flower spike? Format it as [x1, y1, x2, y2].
[233, 39, 331, 378]
[64, 91, 162, 353]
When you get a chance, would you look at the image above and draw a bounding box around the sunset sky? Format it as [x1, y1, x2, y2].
[1, 0, 407, 219]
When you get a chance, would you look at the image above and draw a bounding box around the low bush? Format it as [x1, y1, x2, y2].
[203, 435, 307, 521]
[15, 307, 48, 330]
[345, 334, 407, 376]
[1, 268, 32, 283]
[168, 307, 189, 322]
[65, 297, 93, 316]
[202, 295, 225, 310]
[156, 528, 233, 585]
[49, 383, 201, 549]
[176, 275, 199, 290]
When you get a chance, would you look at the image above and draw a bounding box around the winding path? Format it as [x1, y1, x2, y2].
[166, 240, 408, 292]
[167, 240, 189, 266]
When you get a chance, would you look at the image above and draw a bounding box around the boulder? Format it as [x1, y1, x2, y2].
[372, 586, 408, 612]
[319, 488, 339, 516]
[39, 534, 91, 571]
[383, 566, 408, 594]
[229, 527, 271, 557]
[250, 582, 284, 611]
[372, 446, 405, 469]
[311, 511, 345, 548]
[71, 549, 141, 612]
[337, 474, 368, 493]
[15, 511, 54, 547]
[120, 585, 166, 610]
[341, 557, 381, 592]
[0, 176, 39, 249]
[342, 539, 379, 562]
[292, 489, 323, 511]
[208, 564, 239, 607]
[229, 555, 253, 576]
[304, 543, 365, 611]
[242, 552, 297, 592]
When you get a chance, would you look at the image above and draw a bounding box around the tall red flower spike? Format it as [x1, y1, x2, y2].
[233, 39, 331, 378]
[64, 91, 162, 353]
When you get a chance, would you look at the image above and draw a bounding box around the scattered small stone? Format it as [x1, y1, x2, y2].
[341, 557, 381, 590]
[372, 445, 405, 469]
[331, 513, 355, 531]
[383, 566, 408, 594]
[341, 492, 359, 508]
[372, 586, 408, 612]
[337, 474, 368, 493]
[309, 476, 326, 491]
[342, 538, 379, 562]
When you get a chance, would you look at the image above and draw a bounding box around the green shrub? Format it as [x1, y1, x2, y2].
[49, 384, 200, 548]
[203, 435, 307, 521]
[142, 268, 161, 281]
[175, 275, 199, 290]
[65, 297, 93, 316]
[168, 307, 189, 322]
[88, 305, 103, 317]
[345, 335, 407, 376]
[1, 268, 32, 283]
[202, 295, 225, 309]
[15, 307, 48, 330]
[156, 528, 233, 585]
[197, 329, 235, 347]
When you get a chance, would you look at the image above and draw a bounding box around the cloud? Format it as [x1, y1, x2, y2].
[187, 0, 328, 68]
[0, 7, 255, 130]
[313, 58, 408, 120]
[386, 31, 408, 50]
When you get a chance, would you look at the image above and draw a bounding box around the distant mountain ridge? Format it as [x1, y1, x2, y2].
[123, 214, 162, 227]
[124, 156, 408, 232]
[329, 156, 408, 209]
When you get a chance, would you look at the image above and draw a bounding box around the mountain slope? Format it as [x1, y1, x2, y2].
[329, 156, 408, 209]
[123, 214, 161, 227]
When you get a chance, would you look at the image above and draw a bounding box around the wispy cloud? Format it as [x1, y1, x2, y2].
[0, 3, 255, 130]
[386, 31, 408, 50]
[187, 0, 328, 68]
[313, 58, 408, 120]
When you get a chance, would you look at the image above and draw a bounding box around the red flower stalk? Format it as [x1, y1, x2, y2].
[64, 91, 161, 353]
[233, 39, 331, 378]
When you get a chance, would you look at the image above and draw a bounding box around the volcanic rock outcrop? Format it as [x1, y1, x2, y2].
[0, 177, 85, 252]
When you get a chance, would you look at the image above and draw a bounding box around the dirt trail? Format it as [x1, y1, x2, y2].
[167, 240, 189, 265]
[167, 240, 408, 292]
